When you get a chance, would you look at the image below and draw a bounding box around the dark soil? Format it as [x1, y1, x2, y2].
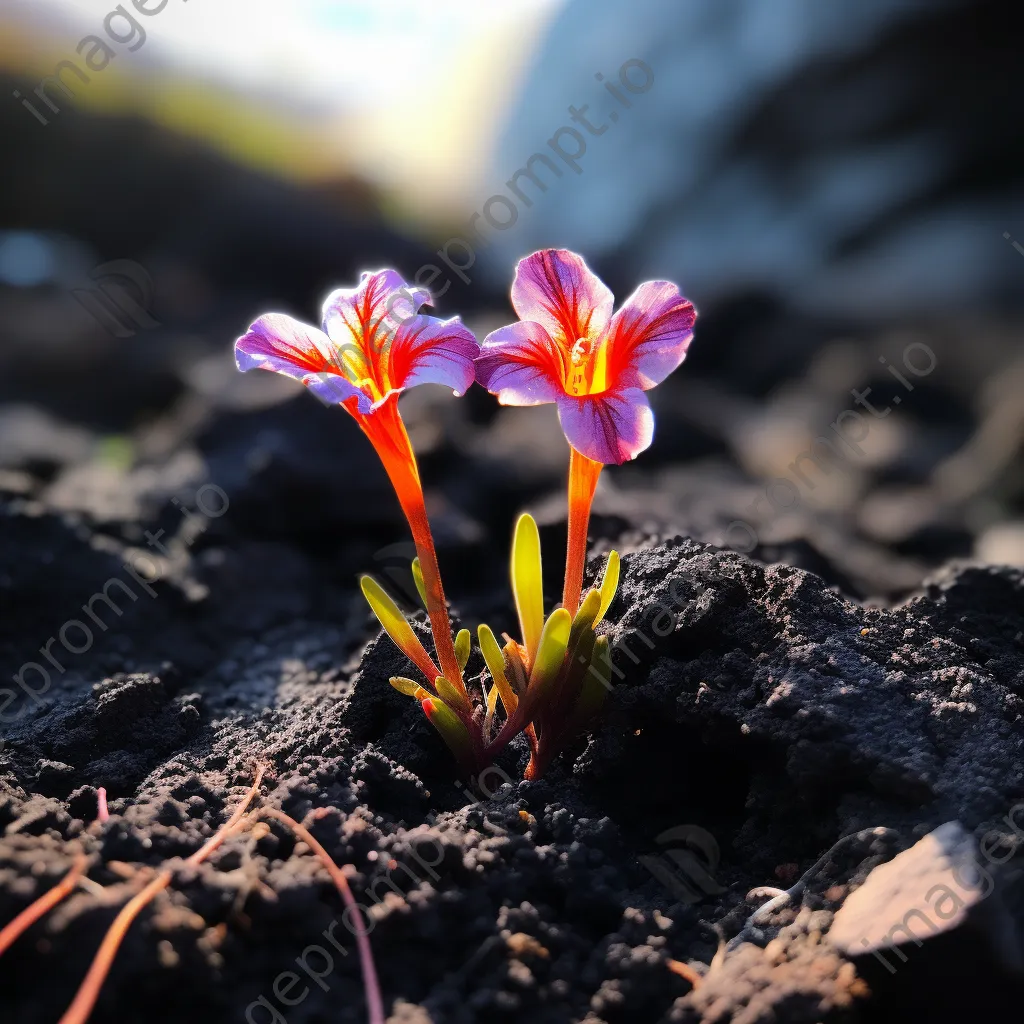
[4, 4, 1024, 1012]
[3, 431, 1024, 1024]
[1, 234, 1023, 1021]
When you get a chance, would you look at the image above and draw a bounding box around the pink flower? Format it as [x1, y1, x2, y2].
[476, 249, 696, 464]
[235, 269, 478, 414]
[236, 269, 479, 698]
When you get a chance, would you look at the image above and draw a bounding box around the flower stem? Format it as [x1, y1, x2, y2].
[562, 447, 603, 615]
[360, 400, 466, 697]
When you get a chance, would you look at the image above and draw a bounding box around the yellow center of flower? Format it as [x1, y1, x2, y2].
[565, 336, 610, 397]
[340, 338, 388, 403]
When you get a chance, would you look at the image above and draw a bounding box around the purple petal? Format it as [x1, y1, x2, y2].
[235, 315, 375, 412]
[388, 315, 479, 395]
[604, 281, 696, 390]
[235, 313, 339, 378]
[511, 250, 613, 350]
[303, 372, 374, 414]
[476, 321, 565, 406]
[556, 388, 654, 465]
[321, 269, 431, 355]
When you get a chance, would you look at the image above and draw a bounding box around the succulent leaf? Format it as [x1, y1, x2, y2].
[597, 550, 620, 622]
[411, 557, 428, 609]
[421, 697, 473, 758]
[555, 635, 613, 751]
[511, 513, 544, 667]
[434, 675, 469, 713]
[389, 676, 424, 697]
[360, 575, 439, 682]
[570, 587, 602, 647]
[503, 638, 529, 695]
[455, 628, 471, 671]
[526, 607, 572, 702]
[478, 623, 518, 714]
[484, 680, 501, 735]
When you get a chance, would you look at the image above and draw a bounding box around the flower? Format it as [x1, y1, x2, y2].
[235, 268, 478, 414]
[235, 269, 479, 701]
[475, 249, 696, 465]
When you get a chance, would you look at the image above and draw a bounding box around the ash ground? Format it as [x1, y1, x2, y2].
[2, 307, 1024, 1023]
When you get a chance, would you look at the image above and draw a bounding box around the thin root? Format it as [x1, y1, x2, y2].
[0, 853, 89, 958]
[666, 958, 703, 988]
[259, 807, 385, 1024]
[727, 826, 899, 952]
[96, 788, 109, 824]
[57, 767, 266, 1024]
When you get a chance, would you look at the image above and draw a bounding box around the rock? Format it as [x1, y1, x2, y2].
[489, 0, 1024, 317]
[829, 821, 1024, 1017]
[830, 821, 1022, 968]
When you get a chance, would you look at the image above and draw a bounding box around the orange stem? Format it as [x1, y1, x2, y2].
[260, 808, 385, 1024]
[523, 726, 542, 781]
[561, 447, 603, 615]
[0, 853, 88, 958]
[358, 399, 465, 695]
[58, 767, 265, 1024]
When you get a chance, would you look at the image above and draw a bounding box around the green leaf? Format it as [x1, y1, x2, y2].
[597, 550, 620, 622]
[504, 638, 529, 695]
[421, 697, 473, 759]
[455, 628, 471, 671]
[590, 634, 614, 690]
[511, 513, 544, 667]
[570, 588, 602, 648]
[568, 635, 612, 730]
[478, 623, 518, 714]
[434, 675, 468, 712]
[526, 607, 572, 705]
[411, 557, 428, 609]
[484, 680, 501, 736]
[360, 575, 438, 681]
[389, 676, 422, 697]
[542, 610, 598, 734]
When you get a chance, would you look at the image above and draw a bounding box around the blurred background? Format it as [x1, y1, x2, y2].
[2, 0, 1023, 639]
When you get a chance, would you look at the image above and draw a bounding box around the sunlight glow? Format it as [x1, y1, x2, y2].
[4, 0, 563, 212]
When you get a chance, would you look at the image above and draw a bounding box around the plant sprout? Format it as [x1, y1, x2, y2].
[0, 252, 697, 1024]
[481, 511, 620, 780]
[236, 253, 697, 778]
[235, 270, 483, 769]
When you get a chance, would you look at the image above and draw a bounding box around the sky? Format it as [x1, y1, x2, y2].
[5, 0, 564, 217]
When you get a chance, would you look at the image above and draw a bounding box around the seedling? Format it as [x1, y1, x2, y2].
[236, 250, 696, 777]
